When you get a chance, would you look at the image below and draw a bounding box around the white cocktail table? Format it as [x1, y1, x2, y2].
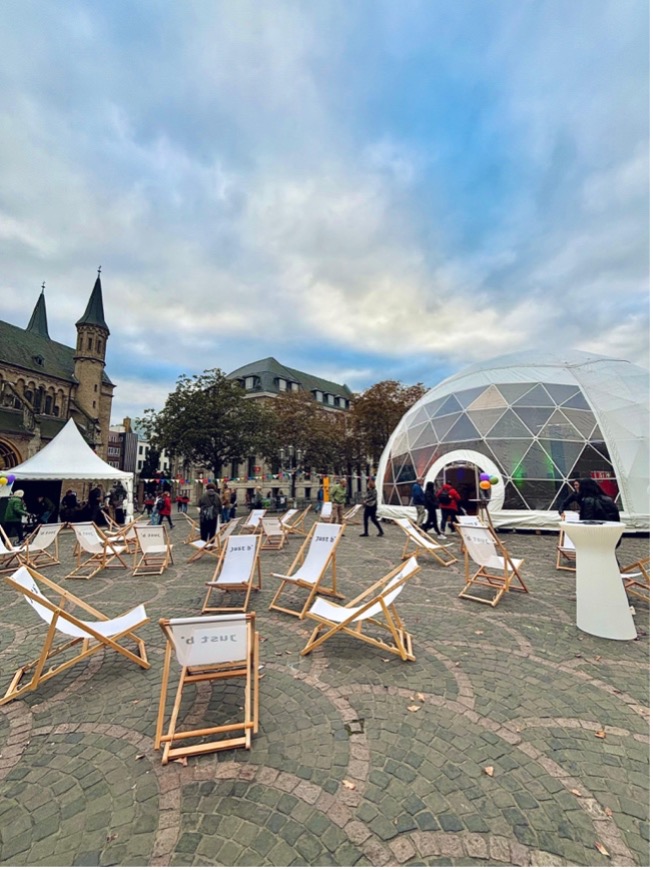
[561, 521, 635, 640]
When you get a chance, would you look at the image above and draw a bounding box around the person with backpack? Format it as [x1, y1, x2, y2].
[198, 483, 220, 541]
[436, 482, 461, 534]
[411, 482, 426, 528]
[422, 481, 445, 538]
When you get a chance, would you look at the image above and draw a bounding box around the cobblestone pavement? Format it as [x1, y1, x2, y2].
[0, 515, 649, 867]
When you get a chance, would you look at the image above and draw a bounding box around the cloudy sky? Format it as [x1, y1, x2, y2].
[0, 0, 648, 422]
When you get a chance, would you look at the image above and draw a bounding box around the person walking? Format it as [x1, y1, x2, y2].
[411, 481, 426, 528]
[198, 483, 220, 542]
[437, 482, 461, 534]
[220, 486, 232, 524]
[330, 477, 347, 524]
[36, 494, 56, 524]
[4, 489, 28, 542]
[315, 485, 324, 514]
[109, 482, 127, 525]
[422, 481, 445, 538]
[360, 478, 384, 537]
[159, 491, 174, 529]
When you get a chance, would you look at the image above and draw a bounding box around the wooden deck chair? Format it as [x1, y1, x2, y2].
[14, 523, 63, 570]
[556, 511, 580, 572]
[301, 557, 421, 661]
[2, 565, 149, 706]
[621, 556, 650, 603]
[394, 517, 457, 567]
[0, 527, 23, 574]
[343, 504, 362, 525]
[269, 522, 345, 618]
[187, 518, 240, 563]
[101, 509, 126, 538]
[182, 512, 200, 544]
[66, 523, 129, 580]
[281, 505, 311, 537]
[155, 613, 259, 764]
[241, 509, 266, 533]
[133, 525, 174, 576]
[457, 523, 528, 607]
[319, 501, 333, 521]
[260, 517, 287, 551]
[203, 535, 262, 613]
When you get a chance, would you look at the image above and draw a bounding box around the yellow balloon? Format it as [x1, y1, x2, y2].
[0, 477, 7, 486]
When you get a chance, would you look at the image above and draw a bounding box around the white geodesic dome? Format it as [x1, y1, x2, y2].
[377, 350, 649, 530]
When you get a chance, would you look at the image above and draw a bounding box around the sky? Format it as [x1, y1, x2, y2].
[0, 0, 649, 423]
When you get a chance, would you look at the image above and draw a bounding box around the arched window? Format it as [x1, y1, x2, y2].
[87, 337, 93, 351]
[0, 440, 21, 470]
[45, 395, 53, 414]
[96, 339, 102, 354]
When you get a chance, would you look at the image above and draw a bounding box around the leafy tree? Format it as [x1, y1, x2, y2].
[137, 369, 273, 480]
[350, 380, 427, 466]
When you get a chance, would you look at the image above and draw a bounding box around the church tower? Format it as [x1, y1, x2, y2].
[73, 269, 113, 458]
[26, 283, 50, 338]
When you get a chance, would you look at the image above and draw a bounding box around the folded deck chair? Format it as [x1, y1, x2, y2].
[260, 517, 287, 551]
[203, 535, 262, 613]
[301, 557, 421, 661]
[66, 523, 129, 580]
[187, 518, 240, 563]
[241, 509, 266, 533]
[2, 565, 149, 706]
[0, 527, 23, 574]
[556, 511, 580, 572]
[182, 512, 201, 544]
[621, 556, 650, 603]
[457, 523, 528, 607]
[15, 523, 64, 570]
[319, 501, 333, 521]
[280, 505, 311, 537]
[133, 525, 174, 576]
[269, 522, 345, 618]
[155, 613, 259, 764]
[343, 504, 362, 525]
[394, 517, 457, 567]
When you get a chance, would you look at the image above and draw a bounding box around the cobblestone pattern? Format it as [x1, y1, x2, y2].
[0, 517, 649, 866]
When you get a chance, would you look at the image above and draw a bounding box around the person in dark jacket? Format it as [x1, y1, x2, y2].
[558, 479, 581, 515]
[437, 483, 461, 534]
[360, 478, 384, 537]
[578, 479, 620, 522]
[198, 484, 220, 542]
[411, 482, 426, 528]
[422, 481, 445, 538]
[36, 495, 56, 523]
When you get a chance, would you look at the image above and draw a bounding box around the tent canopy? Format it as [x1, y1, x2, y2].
[9, 418, 131, 482]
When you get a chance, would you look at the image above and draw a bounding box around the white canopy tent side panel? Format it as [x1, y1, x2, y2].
[8, 419, 135, 521]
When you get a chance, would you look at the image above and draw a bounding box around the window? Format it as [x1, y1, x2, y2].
[327, 394, 334, 406]
[138, 445, 144, 455]
[314, 390, 323, 402]
[245, 376, 254, 389]
[87, 337, 92, 350]
[278, 378, 286, 392]
[44, 396, 53, 414]
[24, 390, 33, 403]
[96, 339, 102, 353]
[92, 401, 96, 409]
[53, 406, 60, 417]
[94, 384, 98, 393]
[291, 382, 299, 392]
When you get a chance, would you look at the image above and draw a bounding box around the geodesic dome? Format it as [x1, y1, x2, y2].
[377, 350, 649, 530]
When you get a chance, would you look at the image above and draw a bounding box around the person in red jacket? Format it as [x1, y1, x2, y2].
[158, 491, 174, 529]
[436, 482, 461, 534]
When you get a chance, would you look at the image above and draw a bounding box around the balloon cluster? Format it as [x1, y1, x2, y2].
[479, 472, 499, 491]
[0, 474, 16, 486]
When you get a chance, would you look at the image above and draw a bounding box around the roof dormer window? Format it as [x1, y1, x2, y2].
[32, 355, 45, 366]
[277, 378, 287, 392]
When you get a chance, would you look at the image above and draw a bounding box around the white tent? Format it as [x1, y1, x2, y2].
[7, 418, 134, 519]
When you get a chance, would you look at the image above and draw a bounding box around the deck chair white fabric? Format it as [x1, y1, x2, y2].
[457, 523, 528, 607]
[155, 613, 259, 764]
[203, 535, 262, 613]
[66, 523, 129, 580]
[269, 522, 345, 618]
[343, 504, 362, 525]
[319, 501, 333, 521]
[2, 565, 149, 706]
[301, 557, 421, 662]
[0, 528, 22, 573]
[394, 517, 457, 567]
[621, 556, 650, 603]
[187, 518, 240, 563]
[133, 525, 174, 576]
[281, 505, 311, 537]
[556, 511, 580, 571]
[15, 523, 64, 569]
[260, 517, 287, 551]
[241, 509, 266, 533]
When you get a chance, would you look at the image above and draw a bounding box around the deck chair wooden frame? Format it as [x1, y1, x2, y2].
[155, 613, 259, 764]
[556, 511, 579, 572]
[241, 509, 266, 533]
[182, 512, 200, 544]
[260, 517, 287, 551]
[269, 522, 345, 618]
[203, 535, 262, 613]
[0, 526, 23, 574]
[133, 525, 174, 576]
[187, 518, 240, 563]
[2, 565, 149, 706]
[343, 504, 362, 525]
[301, 557, 421, 661]
[621, 556, 650, 603]
[15, 523, 64, 570]
[394, 517, 457, 567]
[66, 523, 129, 580]
[457, 523, 528, 607]
[281, 505, 311, 537]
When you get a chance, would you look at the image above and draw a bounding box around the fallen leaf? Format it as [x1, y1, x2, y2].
[285, 650, 293, 654]
[571, 789, 582, 797]
[604, 807, 613, 818]
[106, 834, 118, 843]
[275, 652, 283, 656]
[595, 656, 602, 662]
[342, 779, 356, 790]
[595, 730, 606, 739]
[595, 843, 610, 857]
[135, 754, 145, 760]
[454, 662, 461, 667]
[474, 630, 484, 635]
[416, 692, 426, 702]
[382, 658, 390, 662]
[172, 757, 188, 766]
[575, 653, 583, 658]
[407, 705, 421, 712]
[483, 766, 494, 777]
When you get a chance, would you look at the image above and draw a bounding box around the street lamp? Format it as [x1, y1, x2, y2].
[279, 445, 304, 501]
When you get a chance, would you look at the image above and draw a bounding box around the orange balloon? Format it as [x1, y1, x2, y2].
[479, 480, 491, 490]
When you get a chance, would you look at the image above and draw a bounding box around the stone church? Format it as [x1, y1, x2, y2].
[0, 272, 114, 468]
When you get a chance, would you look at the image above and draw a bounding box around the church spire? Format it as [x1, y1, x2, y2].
[76, 267, 110, 334]
[26, 282, 50, 338]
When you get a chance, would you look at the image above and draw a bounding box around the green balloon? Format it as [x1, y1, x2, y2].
[489, 476, 499, 485]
